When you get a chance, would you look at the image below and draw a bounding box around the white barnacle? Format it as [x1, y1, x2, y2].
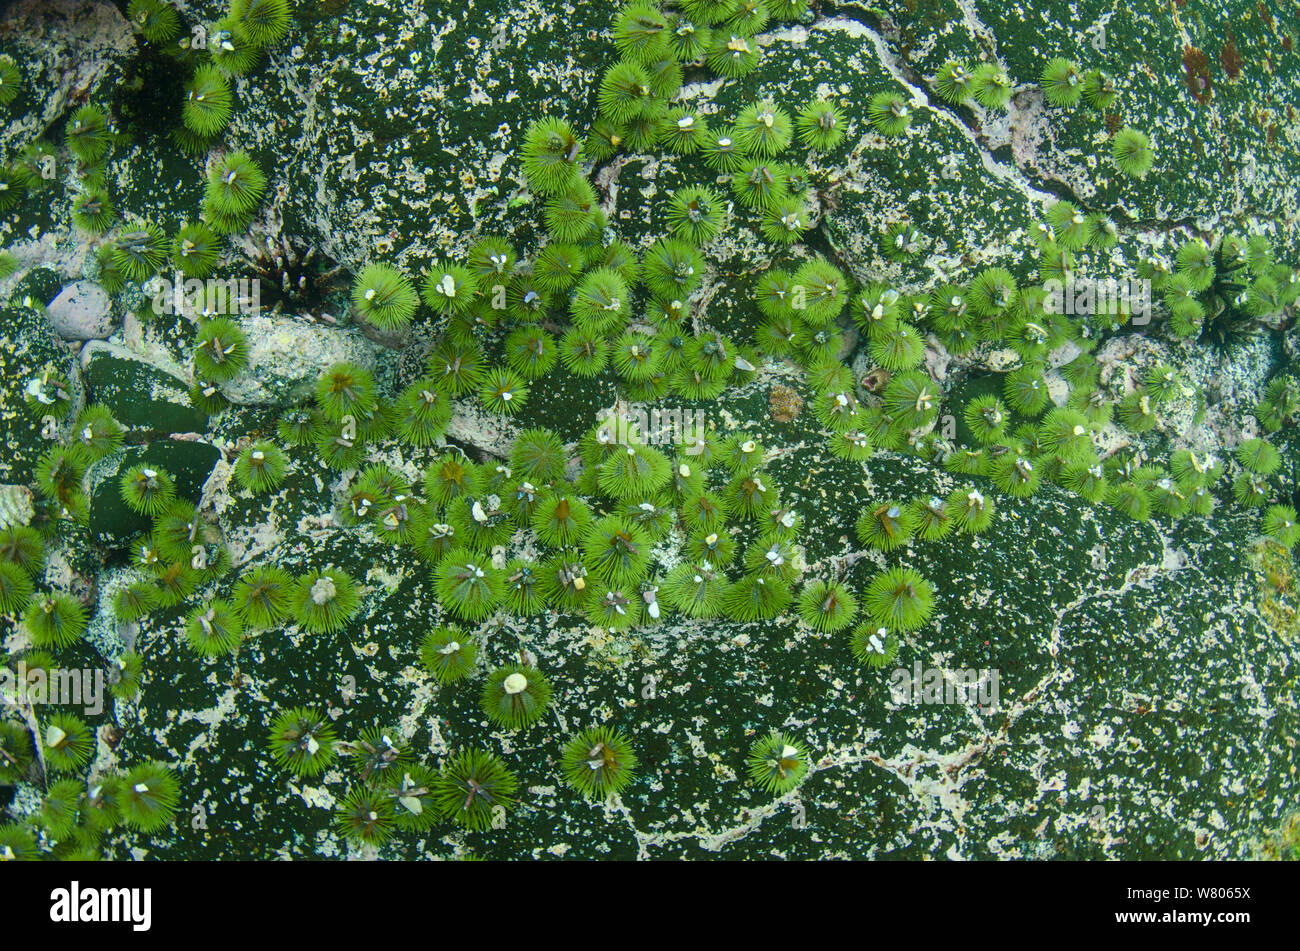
[310, 575, 337, 605]
[502, 672, 529, 695]
[25, 376, 55, 405]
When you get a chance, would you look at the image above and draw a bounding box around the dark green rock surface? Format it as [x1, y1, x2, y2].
[86, 438, 222, 546]
[0, 0, 1296, 861]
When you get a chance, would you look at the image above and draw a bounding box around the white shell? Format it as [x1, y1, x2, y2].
[503, 672, 529, 694]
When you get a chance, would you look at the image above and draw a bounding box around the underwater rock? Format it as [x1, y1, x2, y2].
[0, 300, 82, 485]
[0, 0, 1295, 868]
[0, 0, 134, 153]
[86, 438, 221, 547]
[7, 265, 63, 308]
[0, 484, 35, 529]
[120, 434, 1298, 860]
[80, 342, 207, 434]
[46, 280, 114, 340]
[217, 313, 381, 406]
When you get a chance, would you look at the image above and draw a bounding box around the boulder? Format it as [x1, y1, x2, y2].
[46, 280, 114, 340]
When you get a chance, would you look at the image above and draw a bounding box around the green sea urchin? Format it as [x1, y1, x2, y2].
[863, 567, 934, 631]
[431, 749, 518, 830]
[1111, 127, 1154, 179]
[481, 664, 553, 729]
[119, 761, 180, 833]
[267, 706, 338, 777]
[561, 725, 638, 800]
[352, 263, 418, 330]
[292, 569, 362, 633]
[746, 731, 809, 794]
[419, 626, 477, 683]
